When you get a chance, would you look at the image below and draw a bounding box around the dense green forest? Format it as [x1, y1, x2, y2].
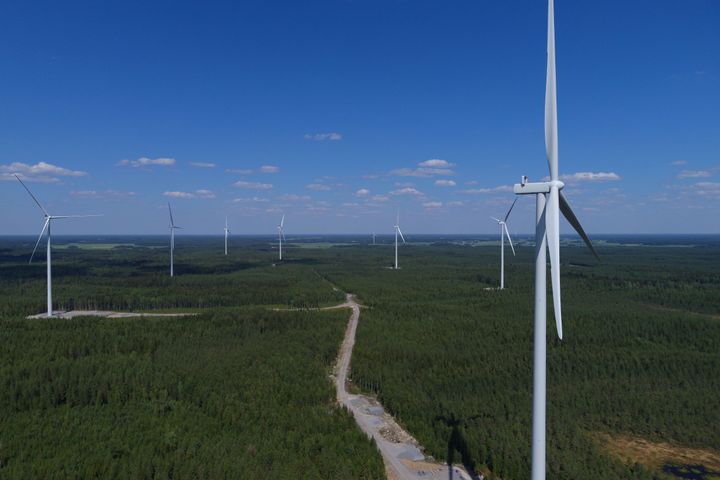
[1, 235, 719, 479]
[314, 238, 720, 479]
[0, 237, 383, 479]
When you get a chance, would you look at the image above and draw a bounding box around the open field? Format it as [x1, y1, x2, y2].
[0, 234, 719, 479]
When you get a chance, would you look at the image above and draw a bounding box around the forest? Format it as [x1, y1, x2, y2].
[1, 234, 719, 479]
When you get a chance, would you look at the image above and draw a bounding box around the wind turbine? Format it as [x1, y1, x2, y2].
[168, 203, 182, 277]
[512, 1, 598, 479]
[224, 216, 230, 256]
[393, 211, 405, 270]
[277, 214, 286, 260]
[372, 232, 376, 245]
[491, 198, 517, 290]
[15, 175, 102, 317]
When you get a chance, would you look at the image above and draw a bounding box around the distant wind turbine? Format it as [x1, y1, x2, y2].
[16, 175, 103, 317]
[168, 203, 182, 277]
[224, 216, 230, 256]
[491, 198, 517, 289]
[512, 1, 599, 478]
[372, 232, 376, 245]
[277, 214, 286, 260]
[393, 211, 405, 270]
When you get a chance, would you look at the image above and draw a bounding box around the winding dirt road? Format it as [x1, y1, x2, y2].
[331, 293, 474, 480]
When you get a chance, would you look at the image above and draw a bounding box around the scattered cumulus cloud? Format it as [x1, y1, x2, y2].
[559, 171, 621, 183]
[234, 181, 273, 190]
[304, 132, 342, 141]
[390, 159, 455, 178]
[260, 165, 279, 173]
[163, 189, 215, 199]
[1, 161, 88, 182]
[189, 162, 216, 168]
[232, 196, 269, 203]
[459, 185, 513, 194]
[423, 201, 443, 208]
[418, 159, 454, 168]
[435, 179, 456, 187]
[390, 187, 423, 196]
[371, 195, 389, 202]
[678, 170, 711, 179]
[71, 190, 137, 198]
[306, 183, 331, 191]
[694, 182, 720, 197]
[355, 188, 370, 197]
[226, 168, 253, 174]
[117, 157, 175, 168]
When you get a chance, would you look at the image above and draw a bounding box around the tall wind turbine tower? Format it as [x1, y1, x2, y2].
[393, 211, 405, 270]
[15, 175, 102, 317]
[168, 203, 182, 277]
[224, 216, 230, 256]
[491, 198, 517, 289]
[512, 1, 598, 478]
[277, 214, 286, 260]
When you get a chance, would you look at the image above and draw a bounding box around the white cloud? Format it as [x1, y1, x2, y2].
[671, 160, 688, 166]
[234, 181, 273, 190]
[304, 132, 343, 141]
[418, 159, 454, 168]
[232, 196, 269, 203]
[189, 162, 216, 168]
[390, 167, 455, 177]
[306, 183, 331, 191]
[694, 182, 720, 197]
[260, 165, 279, 173]
[1, 161, 88, 182]
[390, 187, 423, 196]
[71, 189, 137, 198]
[163, 189, 215, 199]
[117, 157, 175, 168]
[226, 168, 253, 174]
[447, 201, 464, 207]
[423, 201, 443, 208]
[280, 194, 311, 201]
[559, 171, 621, 183]
[434, 179, 456, 187]
[460, 185, 513, 194]
[371, 195, 389, 202]
[678, 170, 711, 179]
[355, 188, 370, 197]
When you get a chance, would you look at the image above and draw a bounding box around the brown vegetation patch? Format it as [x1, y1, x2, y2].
[594, 432, 720, 472]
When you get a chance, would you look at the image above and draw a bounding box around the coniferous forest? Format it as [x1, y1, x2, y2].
[0, 234, 719, 479]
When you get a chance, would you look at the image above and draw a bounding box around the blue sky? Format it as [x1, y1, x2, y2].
[1, 0, 718, 235]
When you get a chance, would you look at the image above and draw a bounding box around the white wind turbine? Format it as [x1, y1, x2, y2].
[15, 175, 103, 317]
[491, 198, 518, 290]
[277, 214, 286, 260]
[513, 1, 598, 478]
[393, 211, 405, 270]
[168, 203, 182, 277]
[224, 216, 230, 256]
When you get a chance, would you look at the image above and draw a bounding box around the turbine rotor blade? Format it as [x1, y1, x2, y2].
[168, 203, 175, 227]
[545, 0, 559, 181]
[559, 191, 599, 259]
[546, 186, 562, 340]
[504, 224, 516, 256]
[398, 228, 406, 244]
[15, 174, 50, 216]
[504, 197, 518, 222]
[280, 214, 285, 228]
[30, 218, 50, 264]
[490, 216, 501, 223]
[51, 214, 103, 219]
